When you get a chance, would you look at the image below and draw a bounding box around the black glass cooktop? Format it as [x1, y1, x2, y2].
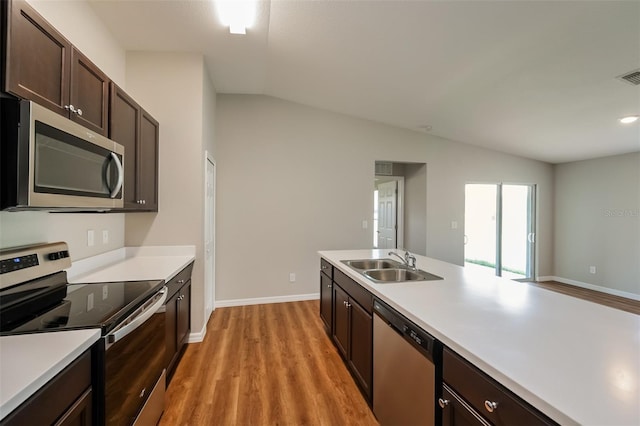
[1, 279, 164, 335]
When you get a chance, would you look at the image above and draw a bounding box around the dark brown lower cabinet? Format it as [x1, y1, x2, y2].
[332, 282, 373, 401]
[319, 270, 333, 332]
[165, 262, 194, 381]
[333, 284, 349, 358]
[347, 296, 372, 398]
[0, 349, 92, 426]
[441, 347, 557, 426]
[441, 384, 491, 426]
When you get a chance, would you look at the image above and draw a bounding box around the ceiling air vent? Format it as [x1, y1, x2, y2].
[617, 69, 640, 86]
[375, 161, 393, 176]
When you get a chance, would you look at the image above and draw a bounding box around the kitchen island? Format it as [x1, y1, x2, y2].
[319, 249, 640, 426]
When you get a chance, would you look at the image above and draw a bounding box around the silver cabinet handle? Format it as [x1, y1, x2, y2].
[346, 302, 351, 308]
[321, 265, 327, 270]
[438, 398, 449, 409]
[484, 400, 498, 413]
[64, 104, 77, 113]
[327, 284, 331, 288]
[109, 152, 124, 199]
[177, 279, 185, 284]
[76, 108, 83, 116]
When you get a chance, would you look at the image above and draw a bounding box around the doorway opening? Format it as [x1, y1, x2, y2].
[374, 177, 404, 249]
[204, 153, 216, 322]
[373, 161, 427, 255]
[464, 183, 536, 279]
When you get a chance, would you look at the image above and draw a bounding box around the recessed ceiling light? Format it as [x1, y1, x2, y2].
[215, 0, 256, 35]
[619, 115, 639, 124]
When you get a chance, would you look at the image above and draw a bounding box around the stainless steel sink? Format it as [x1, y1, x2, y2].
[363, 268, 443, 283]
[342, 258, 402, 270]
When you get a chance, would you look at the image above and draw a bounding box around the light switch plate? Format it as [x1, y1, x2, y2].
[87, 230, 95, 247]
[102, 230, 109, 244]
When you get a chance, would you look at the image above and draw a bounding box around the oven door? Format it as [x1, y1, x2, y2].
[104, 286, 167, 426]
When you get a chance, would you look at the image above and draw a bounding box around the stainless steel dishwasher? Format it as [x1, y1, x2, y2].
[373, 299, 440, 426]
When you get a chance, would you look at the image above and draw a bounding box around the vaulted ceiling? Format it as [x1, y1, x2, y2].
[89, 0, 640, 164]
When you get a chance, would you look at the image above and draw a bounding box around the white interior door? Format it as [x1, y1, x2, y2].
[377, 181, 398, 249]
[204, 155, 216, 321]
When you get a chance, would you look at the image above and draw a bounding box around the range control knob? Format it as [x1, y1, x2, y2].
[48, 250, 70, 261]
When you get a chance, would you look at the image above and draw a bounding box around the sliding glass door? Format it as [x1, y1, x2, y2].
[464, 183, 536, 279]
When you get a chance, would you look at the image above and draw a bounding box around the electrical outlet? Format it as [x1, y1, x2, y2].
[102, 285, 109, 300]
[589, 266, 596, 274]
[87, 293, 94, 311]
[102, 230, 109, 244]
[289, 273, 296, 283]
[451, 221, 458, 230]
[87, 230, 95, 247]
[362, 220, 368, 229]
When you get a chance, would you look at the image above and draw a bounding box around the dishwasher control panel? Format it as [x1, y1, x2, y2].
[374, 299, 435, 358]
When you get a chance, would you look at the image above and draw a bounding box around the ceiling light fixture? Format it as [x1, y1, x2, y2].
[215, 0, 256, 35]
[619, 115, 639, 124]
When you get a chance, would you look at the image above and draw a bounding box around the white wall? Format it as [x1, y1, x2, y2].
[554, 152, 640, 295]
[1, 0, 127, 259]
[404, 163, 427, 255]
[215, 95, 554, 302]
[124, 52, 215, 336]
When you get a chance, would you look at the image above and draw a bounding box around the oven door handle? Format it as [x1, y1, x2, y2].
[107, 286, 167, 344]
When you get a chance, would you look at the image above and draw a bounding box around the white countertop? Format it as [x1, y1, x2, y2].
[0, 329, 101, 420]
[319, 249, 640, 426]
[67, 245, 196, 284]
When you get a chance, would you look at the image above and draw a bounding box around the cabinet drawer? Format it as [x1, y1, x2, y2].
[1, 350, 92, 426]
[443, 348, 556, 426]
[166, 262, 194, 299]
[334, 268, 373, 314]
[320, 258, 333, 279]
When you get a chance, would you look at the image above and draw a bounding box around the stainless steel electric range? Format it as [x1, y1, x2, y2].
[0, 242, 167, 426]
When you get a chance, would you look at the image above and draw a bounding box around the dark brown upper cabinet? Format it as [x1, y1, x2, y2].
[4, 0, 109, 136]
[69, 47, 109, 135]
[109, 83, 159, 211]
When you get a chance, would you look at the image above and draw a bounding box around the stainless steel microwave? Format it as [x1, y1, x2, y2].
[1, 99, 124, 210]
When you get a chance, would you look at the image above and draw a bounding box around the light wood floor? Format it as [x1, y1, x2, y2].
[160, 301, 379, 426]
[524, 280, 640, 315]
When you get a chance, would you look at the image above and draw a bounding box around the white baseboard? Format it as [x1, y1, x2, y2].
[537, 276, 640, 301]
[215, 293, 320, 308]
[188, 323, 207, 343]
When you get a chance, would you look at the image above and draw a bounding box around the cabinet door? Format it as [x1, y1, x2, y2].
[176, 282, 191, 349]
[332, 284, 349, 359]
[320, 272, 332, 332]
[348, 299, 372, 398]
[69, 48, 109, 135]
[54, 388, 92, 426]
[138, 109, 159, 211]
[5, 0, 71, 115]
[441, 385, 491, 426]
[165, 291, 178, 372]
[109, 83, 140, 209]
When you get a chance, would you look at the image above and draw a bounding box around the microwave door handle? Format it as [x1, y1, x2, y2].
[109, 152, 124, 199]
[107, 286, 167, 344]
